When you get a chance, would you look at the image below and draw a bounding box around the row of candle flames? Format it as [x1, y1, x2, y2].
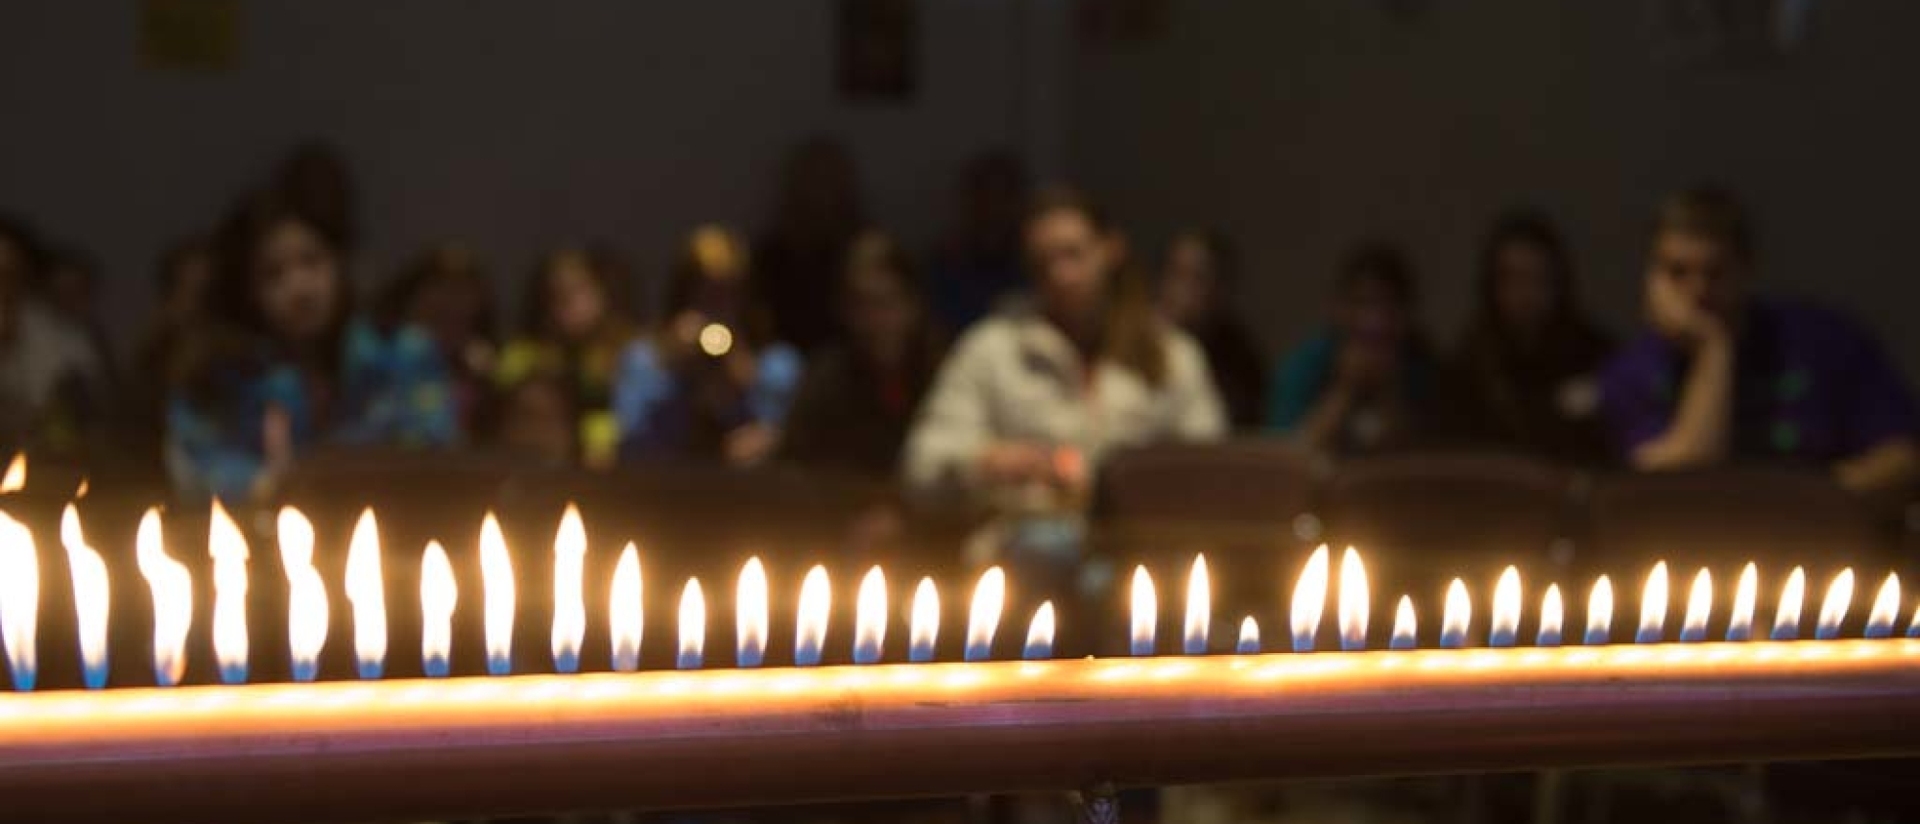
[0, 467, 1915, 692]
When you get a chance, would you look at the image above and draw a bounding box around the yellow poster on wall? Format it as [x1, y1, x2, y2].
[140, 0, 241, 72]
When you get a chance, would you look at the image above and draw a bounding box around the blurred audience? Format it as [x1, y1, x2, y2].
[927, 149, 1031, 330]
[903, 186, 1226, 505]
[755, 136, 866, 351]
[132, 234, 218, 444]
[782, 230, 947, 477]
[1156, 229, 1267, 430]
[614, 225, 802, 467]
[1442, 211, 1613, 463]
[1268, 241, 1436, 454]
[166, 190, 459, 501]
[496, 245, 640, 468]
[378, 243, 499, 432]
[1600, 186, 1918, 497]
[0, 213, 112, 455]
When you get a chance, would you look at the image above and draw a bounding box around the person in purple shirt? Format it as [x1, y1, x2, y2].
[1599, 186, 1918, 496]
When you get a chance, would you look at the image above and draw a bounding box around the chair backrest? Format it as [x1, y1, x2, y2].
[1587, 466, 1894, 574]
[1318, 451, 1581, 622]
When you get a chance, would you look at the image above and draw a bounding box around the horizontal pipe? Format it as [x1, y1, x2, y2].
[0, 640, 1917, 824]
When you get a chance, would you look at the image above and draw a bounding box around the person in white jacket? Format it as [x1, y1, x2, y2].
[902, 186, 1226, 505]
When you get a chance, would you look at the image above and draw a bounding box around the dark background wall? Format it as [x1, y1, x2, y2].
[1070, 1, 1920, 380]
[4, 1, 1916, 380]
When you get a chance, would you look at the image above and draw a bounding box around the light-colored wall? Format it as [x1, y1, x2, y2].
[0, 0, 1053, 352]
[1069, 2, 1920, 381]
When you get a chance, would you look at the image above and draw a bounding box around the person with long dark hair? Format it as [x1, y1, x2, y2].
[1156, 229, 1267, 430]
[613, 224, 802, 466]
[377, 243, 498, 432]
[903, 186, 1225, 503]
[782, 229, 947, 476]
[166, 190, 458, 500]
[1443, 211, 1614, 462]
[493, 245, 640, 468]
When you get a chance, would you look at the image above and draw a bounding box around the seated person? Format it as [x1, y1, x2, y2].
[1, 214, 112, 456]
[1268, 241, 1436, 455]
[496, 245, 640, 468]
[781, 230, 947, 477]
[166, 190, 458, 501]
[378, 243, 499, 433]
[1157, 229, 1267, 429]
[613, 225, 801, 467]
[1601, 187, 1917, 497]
[1443, 211, 1614, 463]
[902, 187, 1225, 506]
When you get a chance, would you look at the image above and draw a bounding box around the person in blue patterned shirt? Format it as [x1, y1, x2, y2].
[166, 190, 459, 501]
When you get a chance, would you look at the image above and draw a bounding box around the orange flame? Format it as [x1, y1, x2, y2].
[1637, 561, 1669, 643]
[1817, 568, 1854, 640]
[678, 577, 706, 668]
[479, 512, 515, 675]
[0, 453, 23, 493]
[419, 540, 456, 677]
[1184, 554, 1210, 655]
[1586, 575, 1613, 644]
[609, 543, 641, 672]
[1290, 545, 1329, 652]
[1772, 566, 1806, 640]
[1238, 615, 1261, 653]
[1728, 562, 1758, 641]
[965, 567, 1004, 661]
[854, 566, 887, 664]
[1441, 578, 1471, 648]
[1391, 595, 1416, 650]
[1490, 566, 1521, 647]
[910, 576, 939, 663]
[1338, 547, 1368, 651]
[60, 505, 109, 686]
[1866, 572, 1900, 639]
[1680, 567, 1712, 642]
[208, 500, 249, 682]
[0, 511, 39, 689]
[1024, 601, 1056, 660]
[1130, 565, 1156, 656]
[737, 556, 768, 667]
[794, 565, 830, 666]
[550, 504, 587, 673]
[275, 507, 327, 681]
[1538, 583, 1563, 646]
[135, 508, 190, 686]
[345, 509, 386, 678]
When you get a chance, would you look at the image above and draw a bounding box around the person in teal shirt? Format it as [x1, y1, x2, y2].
[1267, 241, 1436, 454]
[167, 190, 458, 501]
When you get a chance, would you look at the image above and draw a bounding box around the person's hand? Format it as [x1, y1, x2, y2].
[722, 421, 779, 467]
[1647, 273, 1726, 346]
[978, 441, 1054, 484]
[1334, 338, 1394, 393]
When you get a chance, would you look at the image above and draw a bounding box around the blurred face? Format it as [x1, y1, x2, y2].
[1027, 209, 1117, 328]
[546, 257, 608, 342]
[167, 250, 215, 316]
[1491, 240, 1557, 333]
[252, 219, 341, 345]
[412, 271, 488, 347]
[1157, 236, 1216, 326]
[1646, 230, 1745, 327]
[1335, 275, 1410, 344]
[843, 264, 919, 365]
